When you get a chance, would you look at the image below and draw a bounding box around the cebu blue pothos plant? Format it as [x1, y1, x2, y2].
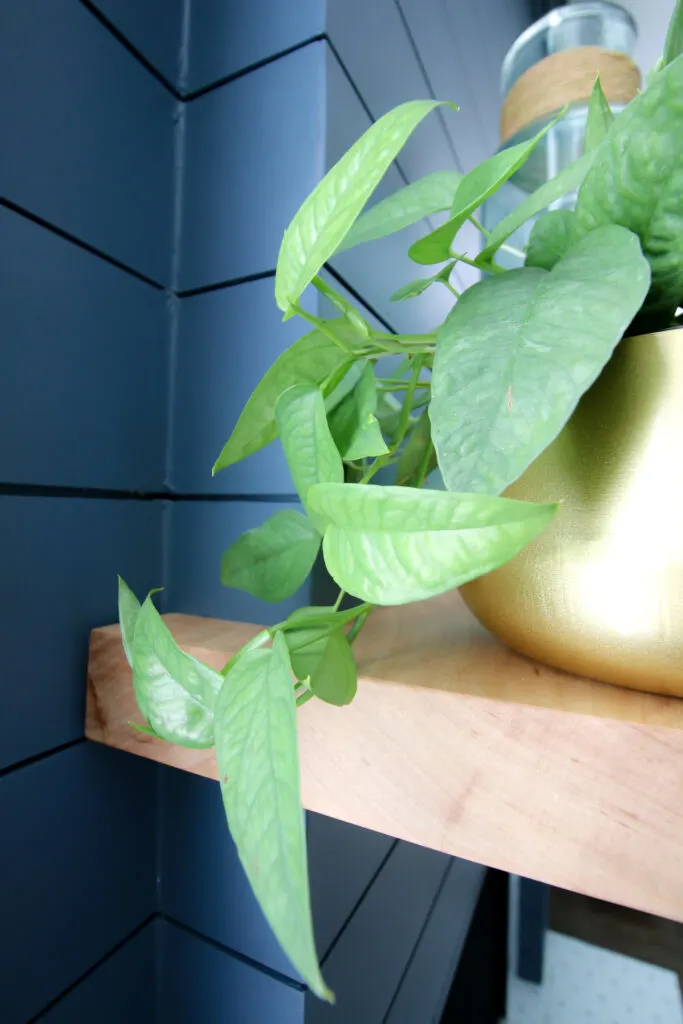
[118, 3, 683, 1001]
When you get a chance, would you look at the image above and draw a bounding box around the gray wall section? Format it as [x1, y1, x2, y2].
[0, 744, 157, 1024]
[1, 1, 167, 1020]
[184, 0, 325, 94]
[177, 41, 325, 291]
[0, 496, 164, 770]
[0, 208, 168, 492]
[39, 921, 158, 1024]
[89, 0, 186, 86]
[0, 0, 175, 284]
[158, 918, 305, 1024]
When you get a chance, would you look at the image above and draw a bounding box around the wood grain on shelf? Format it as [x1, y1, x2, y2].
[86, 591, 683, 922]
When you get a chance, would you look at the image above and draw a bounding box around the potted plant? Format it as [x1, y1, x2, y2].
[118, 3, 683, 1001]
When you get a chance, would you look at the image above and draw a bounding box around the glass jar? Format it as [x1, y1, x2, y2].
[482, 1, 639, 266]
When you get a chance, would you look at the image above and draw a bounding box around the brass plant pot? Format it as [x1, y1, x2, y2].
[461, 327, 683, 698]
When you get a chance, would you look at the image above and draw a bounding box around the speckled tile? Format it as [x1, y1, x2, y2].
[507, 930, 683, 1024]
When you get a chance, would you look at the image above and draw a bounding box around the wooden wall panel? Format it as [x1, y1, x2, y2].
[158, 919, 305, 1024]
[0, 208, 168, 491]
[0, 0, 174, 283]
[177, 43, 325, 291]
[89, 0, 185, 87]
[184, 0, 325, 94]
[305, 842, 450, 1023]
[39, 920, 157, 1024]
[0, 744, 157, 1024]
[0, 496, 164, 770]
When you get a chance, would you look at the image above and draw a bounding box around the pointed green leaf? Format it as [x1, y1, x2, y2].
[276, 385, 343, 529]
[132, 596, 222, 748]
[478, 151, 594, 264]
[584, 75, 614, 153]
[287, 626, 357, 706]
[118, 576, 141, 667]
[391, 261, 456, 302]
[575, 54, 683, 316]
[409, 115, 561, 265]
[663, 0, 683, 66]
[430, 225, 650, 495]
[221, 510, 321, 603]
[525, 209, 576, 270]
[216, 633, 332, 1000]
[328, 363, 389, 461]
[213, 322, 358, 473]
[275, 100, 452, 312]
[396, 409, 438, 485]
[308, 483, 556, 605]
[337, 171, 462, 253]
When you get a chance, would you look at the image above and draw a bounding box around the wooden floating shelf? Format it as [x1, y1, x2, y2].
[86, 592, 683, 923]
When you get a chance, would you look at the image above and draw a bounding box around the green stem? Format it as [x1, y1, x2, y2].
[500, 242, 525, 261]
[392, 355, 425, 450]
[296, 689, 315, 708]
[347, 608, 371, 645]
[444, 280, 461, 299]
[333, 589, 345, 612]
[468, 214, 489, 236]
[293, 304, 355, 352]
[359, 456, 390, 484]
[414, 438, 435, 488]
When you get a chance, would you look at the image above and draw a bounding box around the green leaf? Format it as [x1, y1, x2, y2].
[575, 54, 683, 316]
[118, 575, 141, 667]
[328, 363, 389, 461]
[213, 322, 357, 473]
[525, 209, 576, 270]
[215, 633, 331, 1000]
[396, 409, 438, 485]
[287, 627, 357, 706]
[430, 225, 650, 495]
[478, 151, 594, 264]
[391, 261, 456, 302]
[275, 100, 451, 312]
[221, 510, 321, 603]
[131, 596, 222, 748]
[409, 115, 562, 265]
[337, 171, 462, 253]
[276, 384, 344, 529]
[308, 483, 556, 605]
[663, 0, 683, 66]
[584, 75, 614, 153]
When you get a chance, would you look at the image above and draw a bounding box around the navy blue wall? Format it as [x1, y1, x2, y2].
[2, 1, 531, 1019]
[0, 0, 172, 1018]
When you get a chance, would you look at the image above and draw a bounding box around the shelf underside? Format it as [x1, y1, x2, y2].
[86, 591, 683, 923]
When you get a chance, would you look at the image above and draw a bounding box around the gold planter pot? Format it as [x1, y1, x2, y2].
[461, 327, 683, 698]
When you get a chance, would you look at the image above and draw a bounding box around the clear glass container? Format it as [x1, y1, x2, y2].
[482, 1, 638, 267]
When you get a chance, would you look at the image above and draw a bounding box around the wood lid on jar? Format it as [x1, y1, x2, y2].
[500, 45, 641, 143]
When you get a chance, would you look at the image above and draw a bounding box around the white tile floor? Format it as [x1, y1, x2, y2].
[506, 931, 683, 1024]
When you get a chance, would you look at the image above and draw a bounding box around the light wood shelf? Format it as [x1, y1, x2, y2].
[86, 591, 683, 922]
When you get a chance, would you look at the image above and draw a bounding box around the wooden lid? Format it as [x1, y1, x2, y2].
[500, 45, 641, 143]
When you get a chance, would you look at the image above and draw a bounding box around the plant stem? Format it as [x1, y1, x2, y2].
[333, 589, 345, 612]
[451, 250, 505, 274]
[414, 438, 435, 488]
[359, 456, 390, 484]
[293, 303, 355, 352]
[500, 242, 525, 261]
[468, 214, 489, 236]
[444, 280, 460, 299]
[347, 608, 371, 645]
[296, 689, 315, 708]
[392, 355, 425, 450]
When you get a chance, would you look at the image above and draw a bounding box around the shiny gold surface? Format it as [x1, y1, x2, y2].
[461, 328, 683, 697]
